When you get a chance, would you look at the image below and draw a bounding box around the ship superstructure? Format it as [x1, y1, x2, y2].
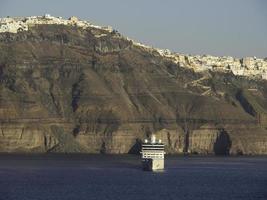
[141, 134, 165, 171]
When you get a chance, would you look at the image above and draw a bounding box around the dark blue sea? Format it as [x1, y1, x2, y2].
[0, 154, 266, 200]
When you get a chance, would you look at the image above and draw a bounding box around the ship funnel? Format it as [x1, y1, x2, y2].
[151, 134, 156, 144]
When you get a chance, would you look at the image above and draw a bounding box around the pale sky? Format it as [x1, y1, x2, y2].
[0, 0, 266, 58]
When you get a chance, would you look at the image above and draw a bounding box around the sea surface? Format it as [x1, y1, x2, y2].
[0, 154, 266, 200]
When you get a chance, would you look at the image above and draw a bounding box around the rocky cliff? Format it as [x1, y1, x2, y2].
[1, 15, 267, 155]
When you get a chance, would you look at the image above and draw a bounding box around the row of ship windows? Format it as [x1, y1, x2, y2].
[142, 155, 164, 159]
[142, 148, 164, 150]
[142, 153, 164, 157]
[142, 152, 164, 155]
[142, 145, 164, 147]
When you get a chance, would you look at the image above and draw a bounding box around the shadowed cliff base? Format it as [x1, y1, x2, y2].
[213, 129, 232, 155]
[128, 139, 142, 154]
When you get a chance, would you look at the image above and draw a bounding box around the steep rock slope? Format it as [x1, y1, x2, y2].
[1, 17, 267, 154]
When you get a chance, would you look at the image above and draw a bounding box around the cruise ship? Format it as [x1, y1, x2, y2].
[140, 134, 165, 171]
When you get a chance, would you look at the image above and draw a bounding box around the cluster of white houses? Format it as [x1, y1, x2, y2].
[173, 54, 267, 80]
[0, 14, 113, 33]
[1, 15, 266, 80]
[155, 49, 267, 80]
[128, 40, 267, 80]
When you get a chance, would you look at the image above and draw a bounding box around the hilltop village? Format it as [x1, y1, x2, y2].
[1, 14, 267, 80]
[161, 53, 267, 80]
[0, 14, 113, 33]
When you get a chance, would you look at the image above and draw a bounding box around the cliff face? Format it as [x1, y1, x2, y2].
[1, 16, 267, 155]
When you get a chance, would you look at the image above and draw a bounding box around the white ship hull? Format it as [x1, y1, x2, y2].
[142, 158, 164, 171]
[141, 135, 165, 171]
